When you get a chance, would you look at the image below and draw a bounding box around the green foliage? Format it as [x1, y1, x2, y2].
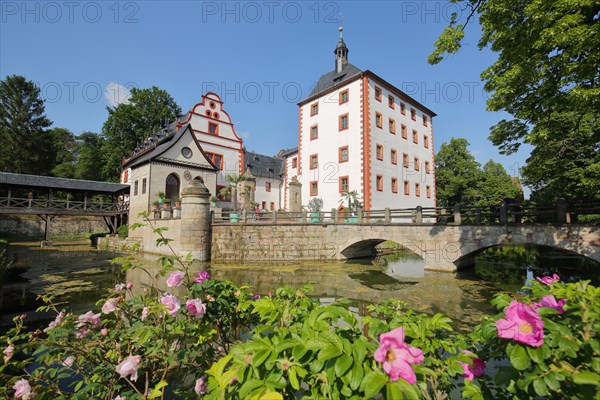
[435, 138, 522, 207]
[101, 86, 181, 181]
[430, 0, 600, 201]
[75, 131, 105, 181]
[0, 75, 53, 174]
[47, 128, 79, 178]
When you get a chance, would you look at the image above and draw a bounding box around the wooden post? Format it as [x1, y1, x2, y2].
[416, 206, 423, 224]
[332, 208, 338, 223]
[242, 210, 247, 223]
[84, 192, 88, 210]
[272, 210, 277, 223]
[499, 204, 508, 224]
[475, 207, 481, 224]
[301, 210, 307, 223]
[384, 208, 391, 224]
[7, 189, 10, 207]
[556, 198, 568, 224]
[358, 209, 363, 224]
[44, 214, 50, 241]
[453, 205, 462, 225]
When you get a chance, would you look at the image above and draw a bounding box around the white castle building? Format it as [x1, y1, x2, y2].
[121, 28, 436, 215]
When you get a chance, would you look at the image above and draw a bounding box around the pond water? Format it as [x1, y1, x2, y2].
[1, 240, 598, 332]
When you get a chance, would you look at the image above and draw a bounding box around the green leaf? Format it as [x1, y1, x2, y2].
[508, 345, 530, 370]
[289, 366, 300, 390]
[148, 380, 168, 399]
[318, 344, 342, 361]
[253, 350, 271, 367]
[334, 354, 353, 377]
[532, 378, 549, 397]
[527, 344, 550, 364]
[386, 383, 403, 399]
[352, 339, 367, 363]
[361, 371, 388, 398]
[350, 362, 364, 391]
[572, 371, 600, 386]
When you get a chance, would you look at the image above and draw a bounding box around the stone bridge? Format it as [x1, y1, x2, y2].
[211, 223, 600, 272]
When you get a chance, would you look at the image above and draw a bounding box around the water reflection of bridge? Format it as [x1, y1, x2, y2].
[0, 172, 129, 240]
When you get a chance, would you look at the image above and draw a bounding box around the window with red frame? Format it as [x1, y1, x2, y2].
[311, 103, 318, 116]
[411, 108, 416, 121]
[412, 130, 418, 144]
[423, 115, 428, 126]
[391, 149, 398, 165]
[400, 103, 406, 115]
[339, 176, 349, 193]
[310, 154, 318, 170]
[270, 202, 275, 210]
[376, 175, 383, 191]
[310, 125, 318, 140]
[310, 181, 318, 196]
[426, 185, 431, 198]
[206, 152, 223, 170]
[401, 124, 407, 139]
[339, 114, 349, 130]
[424, 135, 429, 148]
[339, 146, 348, 163]
[265, 182, 271, 192]
[339, 89, 349, 104]
[403, 153, 409, 168]
[375, 113, 382, 128]
[404, 181, 410, 195]
[388, 95, 395, 109]
[292, 157, 297, 168]
[208, 122, 219, 135]
[414, 157, 420, 171]
[415, 183, 421, 197]
[391, 178, 398, 193]
[375, 87, 382, 101]
[389, 118, 396, 134]
[376, 144, 383, 161]
[425, 161, 431, 174]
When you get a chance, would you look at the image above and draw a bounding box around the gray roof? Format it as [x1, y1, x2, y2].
[277, 148, 298, 158]
[244, 151, 285, 179]
[307, 63, 363, 99]
[0, 172, 129, 194]
[123, 124, 217, 171]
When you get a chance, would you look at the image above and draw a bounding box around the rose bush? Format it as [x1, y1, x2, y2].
[0, 217, 598, 399]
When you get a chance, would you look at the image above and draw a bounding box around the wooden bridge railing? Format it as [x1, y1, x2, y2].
[0, 197, 129, 214]
[212, 199, 600, 226]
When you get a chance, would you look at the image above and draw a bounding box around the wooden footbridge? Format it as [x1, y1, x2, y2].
[0, 172, 129, 240]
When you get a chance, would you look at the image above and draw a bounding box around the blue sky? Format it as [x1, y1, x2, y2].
[1, 0, 531, 193]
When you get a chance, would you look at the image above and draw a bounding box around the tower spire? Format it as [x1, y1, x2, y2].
[334, 18, 348, 74]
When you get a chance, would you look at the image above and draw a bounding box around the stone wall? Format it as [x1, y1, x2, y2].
[0, 214, 107, 238]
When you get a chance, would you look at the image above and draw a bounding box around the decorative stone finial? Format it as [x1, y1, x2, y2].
[181, 177, 209, 196]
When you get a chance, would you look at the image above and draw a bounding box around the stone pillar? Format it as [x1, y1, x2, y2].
[240, 171, 256, 210]
[288, 176, 302, 212]
[179, 177, 211, 261]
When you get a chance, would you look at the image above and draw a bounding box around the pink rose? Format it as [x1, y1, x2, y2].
[141, 306, 150, 321]
[374, 327, 424, 384]
[126, 282, 133, 289]
[193, 271, 211, 284]
[195, 376, 208, 394]
[160, 294, 180, 317]
[76, 311, 102, 328]
[44, 311, 64, 332]
[497, 301, 544, 347]
[13, 379, 34, 399]
[116, 355, 141, 382]
[186, 299, 206, 318]
[114, 396, 126, 400]
[166, 271, 185, 288]
[458, 350, 485, 381]
[102, 298, 119, 314]
[101, 328, 109, 336]
[534, 295, 567, 313]
[535, 274, 560, 285]
[3, 344, 14, 364]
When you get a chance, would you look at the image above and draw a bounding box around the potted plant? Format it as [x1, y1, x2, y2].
[339, 190, 362, 223]
[306, 197, 324, 223]
[174, 197, 182, 207]
[156, 191, 166, 204]
[209, 195, 219, 207]
[152, 200, 160, 210]
[162, 198, 171, 209]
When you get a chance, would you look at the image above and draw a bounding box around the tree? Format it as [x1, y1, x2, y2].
[435, 138, 523, 207]
[478, 160, 523, 204]
[0, 75, 53, 174]
[101, 86, 181, 181]
[75, 132, 105, 181]
[48, 128, 79, 178]
[434, 138, 482, 207]
[430, 0, 600, 201]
